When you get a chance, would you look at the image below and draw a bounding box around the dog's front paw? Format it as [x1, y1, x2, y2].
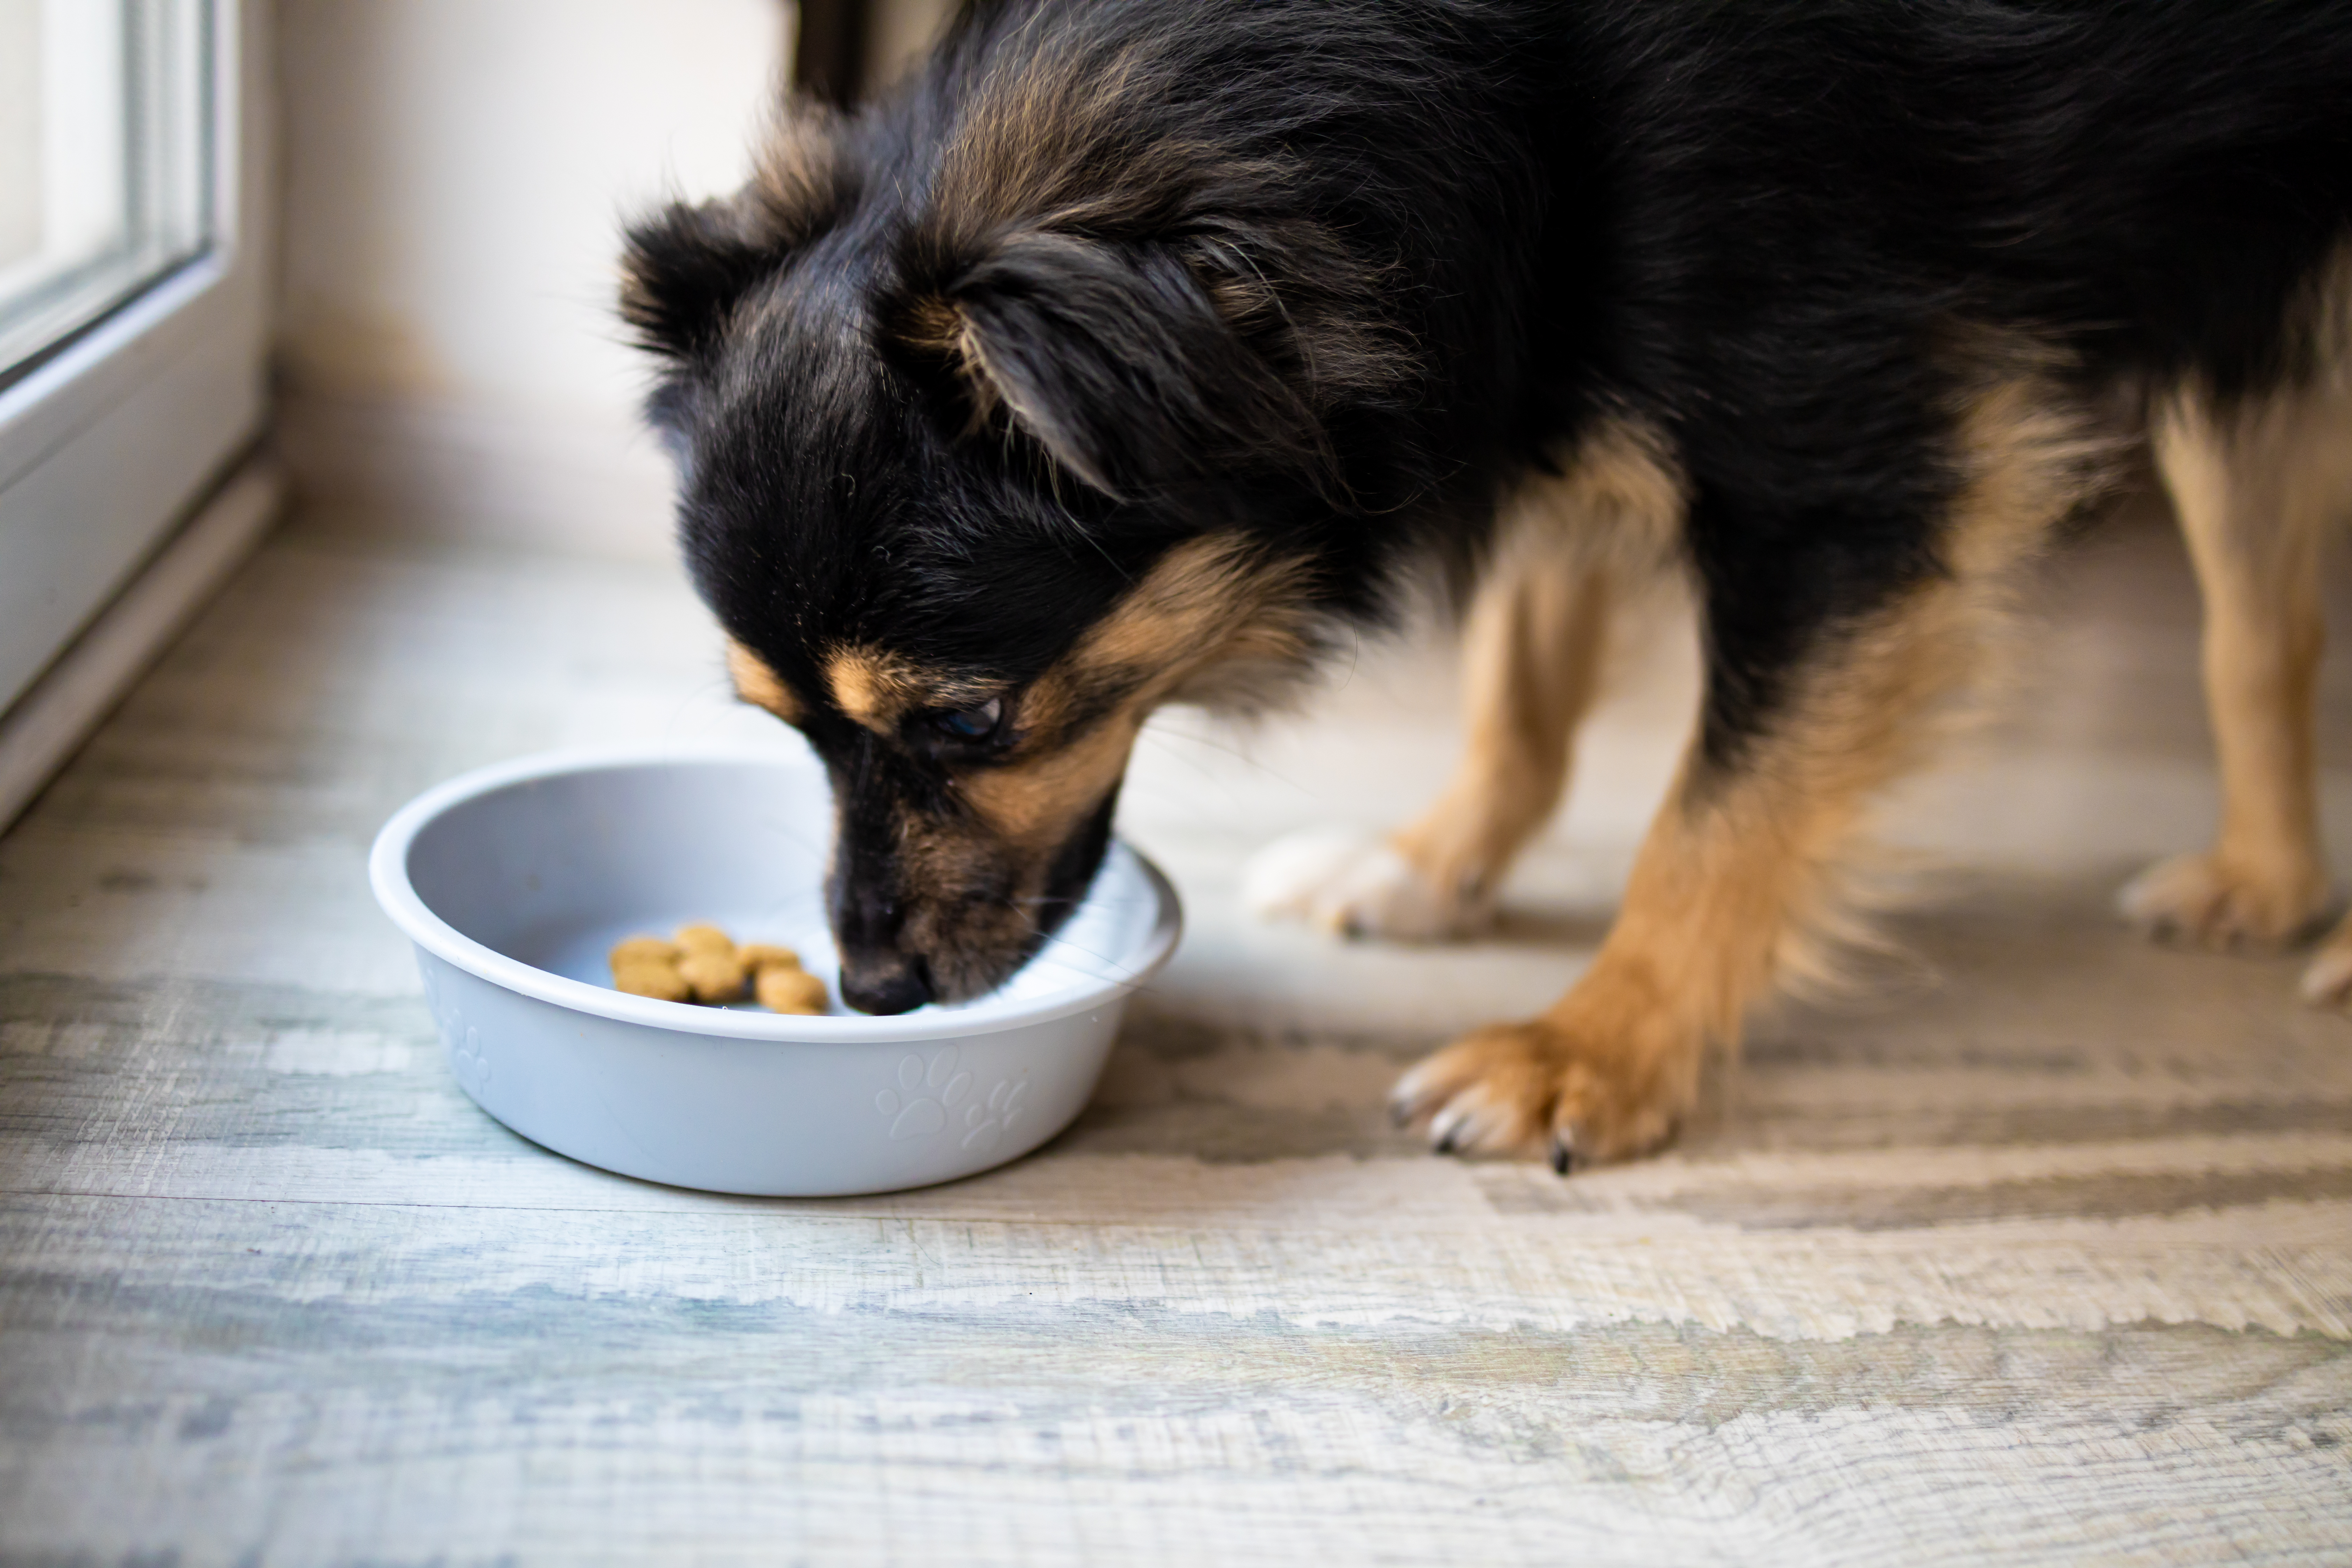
[2299, 918, 2352, 1010]
[1242, 827, 1491, 940]
[2118, 851, 2329, 951]
[1388, 995, 1696, 1172]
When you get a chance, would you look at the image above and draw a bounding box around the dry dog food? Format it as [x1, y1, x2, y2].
[755, 964, 828, 1014]
[673, 924, 748, 1003]
[608, 936, 691, 1003]
[608, 926, 830, 1014]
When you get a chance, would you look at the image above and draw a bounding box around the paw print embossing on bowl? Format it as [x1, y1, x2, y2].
[959, 1075, 1029, 1153]
[423, 967, 470, 1052]
[452, 1024, 493, 1095]
[873, 1046, 975, 1141]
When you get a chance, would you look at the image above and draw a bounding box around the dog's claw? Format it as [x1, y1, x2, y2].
[1549, 1135, 1576, 1176]
[2119, 852, 2329, 952]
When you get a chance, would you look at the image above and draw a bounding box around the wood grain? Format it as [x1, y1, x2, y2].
[2, 513, 2349, 1564]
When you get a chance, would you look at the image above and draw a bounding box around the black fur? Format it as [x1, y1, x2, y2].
[625, 0, 2352, 1004]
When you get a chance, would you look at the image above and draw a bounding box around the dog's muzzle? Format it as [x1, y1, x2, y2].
[832, 881, 936, 1015]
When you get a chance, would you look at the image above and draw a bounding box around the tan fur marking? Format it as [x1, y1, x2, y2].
[2156, 391, 2331, 925]
[891, 293, 1004, 433]
[1386, 416, 1687, 909]
[888, 808, 1027, 1001]
[1391, 560, 1612, 914]
[1014, 533, 1320, 735]
[1524, 413, 1691, 573]
[725, 639, 800, 724]
[822, 646, 997, 732]
[954, 533, 1318, 851]
[957, 713, 1142, 851]
[824, 647, 904, 728]
[1071, 534, 1313, 681]
[1396, 368, 2112, 1164]
[2293, 250, 2352, 1000]
[2130, 260, 2352, 956]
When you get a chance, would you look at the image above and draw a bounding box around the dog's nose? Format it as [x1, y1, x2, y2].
[840, 959, 932, 1016]
[830, 858, 936, 1012]
[835, 881, 902, 948]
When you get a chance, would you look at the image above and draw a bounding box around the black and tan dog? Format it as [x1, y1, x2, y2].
[623, 0, 2352, 1171]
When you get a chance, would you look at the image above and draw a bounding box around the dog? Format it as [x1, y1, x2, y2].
[621, 0, 2352, 1171]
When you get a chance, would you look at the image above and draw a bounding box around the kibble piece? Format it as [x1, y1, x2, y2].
[612, 961, 691, 1002]
[609, 933, 690, 1001]
[756, 965, 830, 1015]
[677, 949, 748, 1003]
[737, 943, 802, 974]
[610, 934, 681, 968]
[669, 923, 749, 1003]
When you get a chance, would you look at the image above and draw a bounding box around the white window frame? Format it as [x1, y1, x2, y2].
[0, 0, 271, 721]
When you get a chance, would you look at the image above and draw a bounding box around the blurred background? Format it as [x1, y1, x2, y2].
[271, 0, 962, 558]
[0, 0, 955, 816]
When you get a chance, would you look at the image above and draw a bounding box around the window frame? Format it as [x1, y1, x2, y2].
[0, 0, 270, 719]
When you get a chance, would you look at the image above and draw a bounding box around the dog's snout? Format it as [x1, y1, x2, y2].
[840, 960, 933, 1016]
[835, 882, 904, 950]
[830, 876, 936, 1014]
[818, 743, 1120, 1011]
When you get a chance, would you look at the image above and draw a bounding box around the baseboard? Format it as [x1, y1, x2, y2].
[275, 390, 679, 560]
[0, 455, 285, 836]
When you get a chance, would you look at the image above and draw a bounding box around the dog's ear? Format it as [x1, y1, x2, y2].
[621, 110, 849, 365]
[620, 199, 779, 364]
[894, 229, 1330, 502]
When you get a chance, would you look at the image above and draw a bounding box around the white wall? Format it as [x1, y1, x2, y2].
[275, 0, 786, 556]
[0, 0, 41, 268]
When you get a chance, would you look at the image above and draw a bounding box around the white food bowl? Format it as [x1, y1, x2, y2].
[369, 749, 1180, 1196]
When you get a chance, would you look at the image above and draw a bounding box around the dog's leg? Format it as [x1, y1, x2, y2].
[1392, 371, 2099, 1167]
[1244, 546, 1610, 938]
[1390, 592, 1967, 1166]
[2122, 385, 2341, 955]
[1245, 418, 1679, 939]
[1385, 550, 1613, 927]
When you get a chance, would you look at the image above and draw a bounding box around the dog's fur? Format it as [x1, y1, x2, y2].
[624, 0, 2352, 1169]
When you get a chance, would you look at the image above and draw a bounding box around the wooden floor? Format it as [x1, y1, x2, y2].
[2, 506, 2350, 1564]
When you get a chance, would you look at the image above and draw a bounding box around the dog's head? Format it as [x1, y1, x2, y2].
[621, 16, 1430, 1011]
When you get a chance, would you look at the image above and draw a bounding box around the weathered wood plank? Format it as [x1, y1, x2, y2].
[1, 516, 2350, 1563]
[2, 1195, 2347, 1567]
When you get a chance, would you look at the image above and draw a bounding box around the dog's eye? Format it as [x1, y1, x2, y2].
[929, 698, 1004, 743]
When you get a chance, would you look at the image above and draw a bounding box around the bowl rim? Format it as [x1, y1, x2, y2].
[368, 746, 1183, 1043]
